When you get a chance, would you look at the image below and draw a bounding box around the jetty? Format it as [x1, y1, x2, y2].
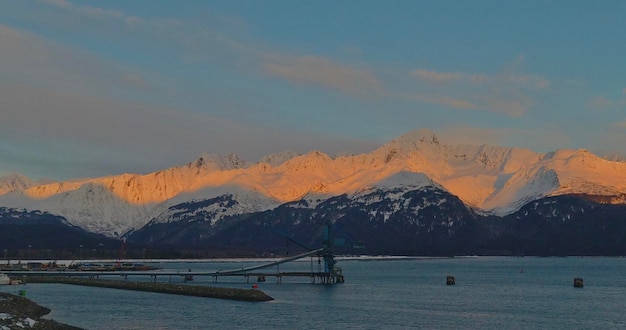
[23, 276, 273, 302]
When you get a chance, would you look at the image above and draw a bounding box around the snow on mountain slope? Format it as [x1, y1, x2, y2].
[543, 149, 626, 196]
[0, 183, 155, 236]
[481, 166, 560, 216]
[147, 187, 281, 226]
[0, 154, 249, 236]
[258, 151, 300, 167]
[0, 173, 36, 195]
[365, 130, 544, 210]
[20, 153, 246, 203]
[347, 172, 441, 214]
[1, 129, 625, 235]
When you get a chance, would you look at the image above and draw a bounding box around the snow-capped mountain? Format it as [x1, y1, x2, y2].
[145, 188, 281, 226]
[0, 173, 37, 195]
[1, 129, 625, 238]
[125, 181, 487, 255]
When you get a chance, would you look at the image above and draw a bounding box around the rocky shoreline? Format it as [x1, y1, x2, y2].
[0, 292, 82, 330]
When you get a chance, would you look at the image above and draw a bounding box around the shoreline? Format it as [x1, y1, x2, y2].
[0, 292, 82, 329]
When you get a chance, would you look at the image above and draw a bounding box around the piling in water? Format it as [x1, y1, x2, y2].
[573, 278, 584, 288]
[24, 276, 273, 302]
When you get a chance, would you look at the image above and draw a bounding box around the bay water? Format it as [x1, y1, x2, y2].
[3, 257, 626, 329]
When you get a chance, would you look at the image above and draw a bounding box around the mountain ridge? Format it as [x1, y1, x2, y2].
[1, 129, 625, 237]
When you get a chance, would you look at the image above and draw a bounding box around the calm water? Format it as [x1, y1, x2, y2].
[3, 257, 626, 329]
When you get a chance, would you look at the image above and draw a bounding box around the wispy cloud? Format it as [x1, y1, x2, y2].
[0, 84, 379, 179]
[42, 0, 129, 21]
[587, 96, 614, 110]
[592, 123, 626, 160]
[406, 94, 480, 110]
[0, 24, 155, 97]
[122, 73, 149, 90]
[612, 121, 626, 129]
[401, 86, 529, 117]
[411, 68, 548, 89]
[436, 125, 571, 152]
[1, 2, 385, 179]
[408, 63, 549, 117]
[38, 0, 476, 107]
[40, 0, 256, 66]
[411, 69, 487, 84]
[436, 126, 512, 146]
[262, 55, 382, 96]
[40, 0, 71, 8]
[588, 93, 626, 111]
[46, 0, 383, 104]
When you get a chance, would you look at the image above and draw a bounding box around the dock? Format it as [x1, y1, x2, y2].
[5, 247, 344, 284]
[3, 247, 345, 301]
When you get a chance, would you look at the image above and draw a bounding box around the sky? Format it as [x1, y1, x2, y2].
[1, 0, 625, 180]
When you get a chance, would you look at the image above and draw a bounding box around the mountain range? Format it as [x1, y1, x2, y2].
[2, 129, 626, 257]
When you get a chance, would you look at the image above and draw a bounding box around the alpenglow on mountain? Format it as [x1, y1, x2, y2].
[1, 129, 625, 239]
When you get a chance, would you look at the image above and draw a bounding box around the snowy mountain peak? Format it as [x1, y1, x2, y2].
[258, 151, 300, 167]
[189, 152, 247, 172]
[147, 189, 280, 226]
[0, 172, 35, 194]
[281, 150, 332, 170]
[0, 129, 625, 236]
[379, 129, 442, 155]
[397, 128, 440, 146]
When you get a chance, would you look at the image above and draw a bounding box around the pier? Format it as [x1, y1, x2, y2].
[3, 246, 344, 301]
[3, 222, 346, 301]
[6, 248, 344, 284]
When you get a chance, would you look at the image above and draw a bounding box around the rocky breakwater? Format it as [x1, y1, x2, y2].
[0, 292, 82, 330]
[25, 277, 274, 302]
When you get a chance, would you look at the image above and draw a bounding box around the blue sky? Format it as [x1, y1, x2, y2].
[1, 0, 625, 180]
